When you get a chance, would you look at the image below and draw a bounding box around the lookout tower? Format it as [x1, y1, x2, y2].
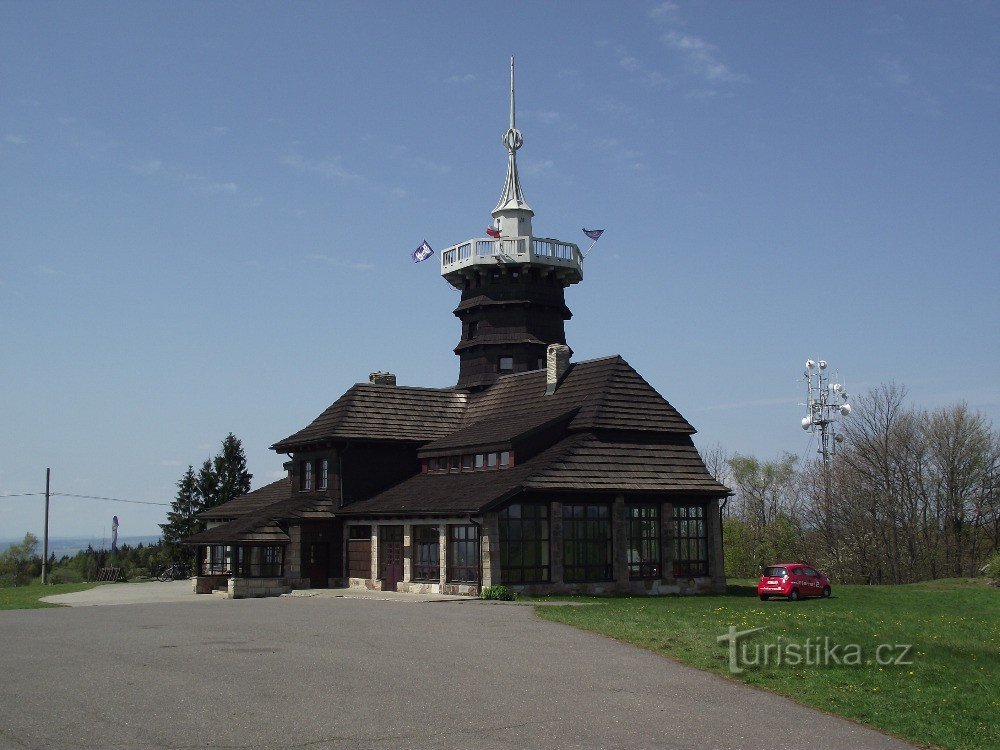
[441, 58, 584, 391]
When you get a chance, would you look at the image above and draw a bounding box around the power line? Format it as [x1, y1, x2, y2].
[53, 493, 169, 507]
[0, 492, 168, 506]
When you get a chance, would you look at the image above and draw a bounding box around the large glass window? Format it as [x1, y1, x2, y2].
[673, 504, 708, 576]
[203, 544, 231, 575]
[261, 546, 283, 577]
[563, 504, 612, 582]
[447, 525, 479, 583]
[412, 525, 440, 582]
[627, 505, 661, 579]
[499, 504, 550, 583]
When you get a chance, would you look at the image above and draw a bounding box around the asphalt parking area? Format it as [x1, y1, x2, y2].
[0, 596, 914, 750]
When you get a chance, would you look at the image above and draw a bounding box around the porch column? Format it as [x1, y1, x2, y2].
[661, 501, 675, 581]
[612, 494, 628, 591]
[402, 523, 412, 583]
[707, 497, 726, 589]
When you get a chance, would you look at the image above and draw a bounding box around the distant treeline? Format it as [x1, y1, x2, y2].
[708, 383, 1000, 584]
[0, 532, 178, 586]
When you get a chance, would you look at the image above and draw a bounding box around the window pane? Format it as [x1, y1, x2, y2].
[499, 504, 550, 584]
[562, 504, 612, 582]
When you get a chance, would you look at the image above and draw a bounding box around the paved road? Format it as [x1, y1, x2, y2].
[0, 596, 914, 750]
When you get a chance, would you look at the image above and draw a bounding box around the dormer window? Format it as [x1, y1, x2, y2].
[498, 356, 514, 373]
[300, 461, 313, 491]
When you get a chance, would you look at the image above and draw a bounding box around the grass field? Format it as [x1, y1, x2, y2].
[0, 582, 97, 610]
[534, 579, 998, 750]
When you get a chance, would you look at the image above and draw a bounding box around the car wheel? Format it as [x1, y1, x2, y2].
[759, 595, 769, 601]
[822, 586, 831, 598]
[789, 588, 800, 601]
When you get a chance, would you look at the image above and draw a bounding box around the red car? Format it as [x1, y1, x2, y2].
[757, 563, 831, 601]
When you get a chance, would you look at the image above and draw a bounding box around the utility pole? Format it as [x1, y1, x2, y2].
[41, 468, 51, 585]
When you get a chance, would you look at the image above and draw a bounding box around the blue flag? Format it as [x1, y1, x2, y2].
[411, 240, 434, 263]
[582, 228, 604, 241]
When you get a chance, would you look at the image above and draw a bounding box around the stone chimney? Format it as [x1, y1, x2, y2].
[369, 371, 397, 386]
[545, 344, 572, 395]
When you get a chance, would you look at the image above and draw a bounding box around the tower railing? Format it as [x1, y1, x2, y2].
[441, 235, 582, 280]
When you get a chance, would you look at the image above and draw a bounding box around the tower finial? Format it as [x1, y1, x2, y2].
[509, 55, 516, 133]
[494, 56, 532, 219]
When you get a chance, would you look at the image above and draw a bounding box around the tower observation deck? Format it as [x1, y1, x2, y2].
[443, 58, 584, 391]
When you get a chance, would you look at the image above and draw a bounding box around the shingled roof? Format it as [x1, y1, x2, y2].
[341, 430, 727, 517]
[198, 477, 292, 521]
[272, 383, 467, 451]
[186, 492, 336, 545]
[459, 355, 695, 435]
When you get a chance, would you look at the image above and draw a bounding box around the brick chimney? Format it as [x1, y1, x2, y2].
[369, 371, 397, 386]
[545, 344, 572, 395]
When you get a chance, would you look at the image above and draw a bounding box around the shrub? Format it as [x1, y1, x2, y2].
[47, 567, 84, 584]
[480, 585, 517, 601]
[987, 550, 1000, 587]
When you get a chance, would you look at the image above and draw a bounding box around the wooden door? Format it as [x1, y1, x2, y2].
[379, 525, 404, 592]
[301, 524, 331, 588]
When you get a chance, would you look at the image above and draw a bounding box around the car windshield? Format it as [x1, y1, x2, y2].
[763, 566, 786, 577]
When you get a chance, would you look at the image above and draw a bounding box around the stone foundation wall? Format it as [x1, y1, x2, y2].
[193, 574, 229, 594]
[228, 577, 290, 599]
[441, 583, 479, 596]
[348, 577, 384, 591]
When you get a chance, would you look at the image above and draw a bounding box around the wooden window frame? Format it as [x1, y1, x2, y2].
[673, 504, 708, 577]
[627, 504, 661, 579]
[499, 504, 550, 584]
[412, 525, 440, 582]
[318, 459, 329, 491]
[446, 525, 480, 583]
[300, 460, 313, 492]
[562, 504, 613, 582]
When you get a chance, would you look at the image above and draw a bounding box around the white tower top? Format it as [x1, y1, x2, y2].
[493, 56, 533, 235]
[439, 58, 582, 288]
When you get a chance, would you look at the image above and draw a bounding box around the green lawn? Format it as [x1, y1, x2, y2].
[533, 579, 999, 750]
[0, 582, 97, 610]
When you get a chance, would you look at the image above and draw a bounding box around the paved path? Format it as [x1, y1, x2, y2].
[41, 579, 209, 606]
[0, 595, 915, 750]
[41, 581, 472, 607]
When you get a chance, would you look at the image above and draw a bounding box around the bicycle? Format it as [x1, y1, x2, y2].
[157, 562, 190, 582]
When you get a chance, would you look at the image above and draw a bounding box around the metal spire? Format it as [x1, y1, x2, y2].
[494, 56, 532, 216]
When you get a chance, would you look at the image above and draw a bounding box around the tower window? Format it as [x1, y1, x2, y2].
[498, 356, 514, 373]
[467, 321, 478, 340]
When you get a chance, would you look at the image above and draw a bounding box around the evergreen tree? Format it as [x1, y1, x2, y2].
[159, 465, 201, 562]
[214, 432, 253, 508]
[196, 457, 221, 511]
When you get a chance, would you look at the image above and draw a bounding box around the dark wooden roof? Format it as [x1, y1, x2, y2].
[186, 493, 335, 545]
[272, 383, 467, 452]
[419, 407, 578, 454]
[198, 477, 292, 520]
[461, 356, 696, 435]
[522, 435, 729, 494]
[339, 437, 584, 516]
[341, 431, 727, 517]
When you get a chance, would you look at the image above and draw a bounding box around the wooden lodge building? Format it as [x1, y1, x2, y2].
[184, 61, 730, 598]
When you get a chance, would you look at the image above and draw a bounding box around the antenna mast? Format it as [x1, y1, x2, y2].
[800, 359, 852, 467]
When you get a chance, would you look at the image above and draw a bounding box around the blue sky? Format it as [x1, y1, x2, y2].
[2, 2, 998, 538]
